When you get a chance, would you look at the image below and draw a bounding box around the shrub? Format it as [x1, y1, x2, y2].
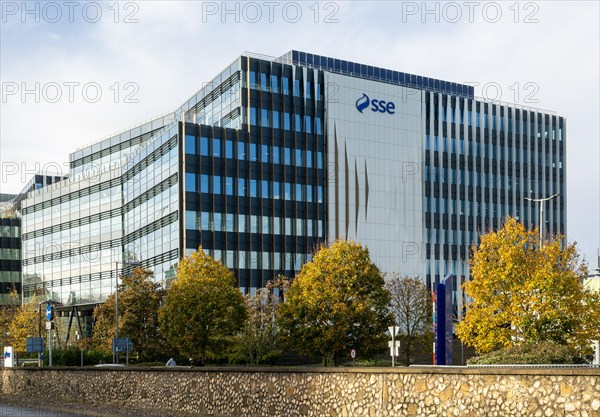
[467, 341, 587, 365]
[42, 347, 112, 366]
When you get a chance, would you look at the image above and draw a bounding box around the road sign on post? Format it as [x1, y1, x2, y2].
[45, 305, 54, 321]
[388, 326, 400, 367]
[112, 338, 134, 365]
[26, 337, 44, 354]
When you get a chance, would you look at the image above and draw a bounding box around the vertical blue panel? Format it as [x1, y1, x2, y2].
[435, 282, 446, 365]
[444, 275, 454, 365]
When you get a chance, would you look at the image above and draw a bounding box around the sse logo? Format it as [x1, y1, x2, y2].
[355, 93, 396, 115]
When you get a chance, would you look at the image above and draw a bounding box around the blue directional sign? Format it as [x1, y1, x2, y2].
[45, 305, 54, 321]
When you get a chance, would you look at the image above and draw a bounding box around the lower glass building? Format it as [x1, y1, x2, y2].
[1, 198, 21, 305]
[17, 50, 566, 335]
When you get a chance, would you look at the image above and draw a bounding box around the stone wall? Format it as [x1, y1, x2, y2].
[1, 367, 599, 417]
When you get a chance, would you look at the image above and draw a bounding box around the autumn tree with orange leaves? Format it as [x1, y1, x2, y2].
[457, 217, 600, 354]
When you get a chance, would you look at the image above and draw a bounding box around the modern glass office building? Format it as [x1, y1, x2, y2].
[18, 50, 566, 334]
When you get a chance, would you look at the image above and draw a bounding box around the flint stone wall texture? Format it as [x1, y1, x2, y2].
[1, 367, 599, 417]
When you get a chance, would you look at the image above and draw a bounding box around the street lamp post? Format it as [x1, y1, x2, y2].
[113, 259, 141, 364]
[524, 193, 560, 247]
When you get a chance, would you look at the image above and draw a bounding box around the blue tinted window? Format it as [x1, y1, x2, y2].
[318, 186, 323, 203]
[315, 117, 322, 134]
[282, 78, 289, 95]
[273, 182, 280, 199]
[317, 152, 323, 169]
[262, 180, 269, 198]
[273, 146, 280, 164]
[296, 149, 303, 167]
[316, 83, 322, 101]
[284, 183, 291, 200]
[250, 179, 257, 197]
[250, 107, 257, 125]
[238, 142, 246, 160]
[270, 75, 278, 93]
[261, 109, 269, 127]
[273, 111, 280, 129]
[186, 211, 196, 230]
[284, 148, 292, 165]
[284, 113, 291, 130]
[260, 73, 268, 91]
[249, 71, 257, 89]
[213, 176, 221, 194]
[213, 138, 221, 157]
[307, 184, 313, 202]
[200, 174, 209, 193]
[238, 178, 246, 196]
[295, 114, 302, 132]
[261, 144, 269, 163]
[201, 137, 209, 156]
[293, 80, 301, 97]
[306, 151, 312, 168]
[306, 81, 311, 99]
[305, 115, 311, 133]
[250, 143, 257, 162]
[225, 177, 234, 196]
[225, 140, 233, 158]
[296, 184, 303, 201]
[185, 173, 196, 192]
[185, 135, 195, 154]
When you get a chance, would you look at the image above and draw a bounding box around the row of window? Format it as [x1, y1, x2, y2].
[425, 135, 564, 167]
[191, 247, 312, 271]
[0, 271, 20, 283]
[425, 196, 563, 223]
[248, 108, 323, 134]
[247, 71, 324, 101]
[0, 225, 19, 238]
[0, 248, 20, 261]
[24, 186, 121, 218]
[186, 135, 325, 168]
[425, 167, 562, 192]
[186, 211, 324, 238]
[185, 174, 324, 203]
[434, 107, 564, 140]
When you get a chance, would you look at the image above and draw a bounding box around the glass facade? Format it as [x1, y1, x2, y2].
[423, 93, 566, 311]
[0, 217, 21, 305]
[16, 50, 566, 329]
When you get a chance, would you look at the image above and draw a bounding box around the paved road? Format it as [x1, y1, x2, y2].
[0, 402, 94, 417]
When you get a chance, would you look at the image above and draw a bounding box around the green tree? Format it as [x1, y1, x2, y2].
[231, 286, 282, 365]
[457, 217, 600, 354]
[92, 268, 166, 361]
[277, 240, 392, 365]
[159, 248, 247, 360]
[385, 274, 433, 366]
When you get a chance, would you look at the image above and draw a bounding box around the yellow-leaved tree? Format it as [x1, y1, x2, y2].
[457, 217, 600, 354]
[277, 240, 392, 366]
[6, 302, 39, 352]
[159, 248, 247, 360]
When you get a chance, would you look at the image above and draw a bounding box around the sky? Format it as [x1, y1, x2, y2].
[1, 1, 599, 267]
